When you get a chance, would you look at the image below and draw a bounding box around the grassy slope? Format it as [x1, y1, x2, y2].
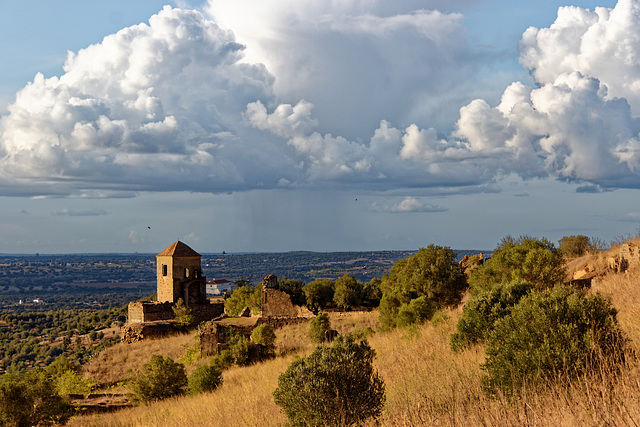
[70, 261, 640, 426]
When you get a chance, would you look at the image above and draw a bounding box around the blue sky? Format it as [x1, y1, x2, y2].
[2, 0, 639, 255]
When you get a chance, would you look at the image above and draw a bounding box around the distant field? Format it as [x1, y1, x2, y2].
[0, 249, 488, 295]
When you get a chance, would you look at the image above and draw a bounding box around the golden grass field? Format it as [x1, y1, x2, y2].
[69, 255, 640, 426]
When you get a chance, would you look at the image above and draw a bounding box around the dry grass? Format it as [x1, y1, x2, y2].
[70, 268, 640, 426]
[81, 331, 197, 384]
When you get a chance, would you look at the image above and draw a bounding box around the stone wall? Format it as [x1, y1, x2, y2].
[120, 321, 189, 343]
[127, 301, 175, 324]
[256, 316, 310, 330]
[127, 300, 224, 324]
[261, 286, 314, 319]
[191, 302, 225, 323]
[199, 322, 255, 356]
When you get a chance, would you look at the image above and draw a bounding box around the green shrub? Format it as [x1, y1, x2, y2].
[309, 313, 331, 343]
[54, 370, 96, 396]
[172, 298, 194, 324]
[130, 355, 187, 402]
[251, 324, 276, 359]
[224, 285, 262, 316]
[450, 280, 533, 352]
[333, 274, 363, 310]
[396, 296, 436, 328]
[0, 379, 32, 427]
[470, 237, 564, 292]
[0, 368, 71, 427]
[187, 363, 223, 395]
[379, 291, 437, 330]
[482, 286, 627, 395]
[273, 334, 385, 426]
[227, 332, 251, 366]
[304, 279, 335, 313]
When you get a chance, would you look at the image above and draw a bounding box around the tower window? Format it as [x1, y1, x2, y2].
[185, 267, 190, 278]
[162, 265, 167, 276]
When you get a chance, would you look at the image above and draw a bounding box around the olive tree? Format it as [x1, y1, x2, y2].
[273, 334, 385, 426]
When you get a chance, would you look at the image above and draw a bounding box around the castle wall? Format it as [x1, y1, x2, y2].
[127, 301, 175, 324]
[127, 300, 224, 324]
[262, 288, 314, 318]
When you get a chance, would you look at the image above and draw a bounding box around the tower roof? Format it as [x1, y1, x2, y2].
[156, 241, 201, 257]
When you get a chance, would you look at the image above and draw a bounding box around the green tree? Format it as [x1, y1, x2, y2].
[362, 278, 382, 307]
[130, 355, 188, 402]
[558, 235, 604, 258]
[333, 274, 363, 310]
[187, 362, 223, 395]
[483, 286, 627, 395]
[379, 245, 466, 329]
[470, 237, 564, 292]
[0, 368, 71, 427]
[309, 313, 331, 344]
[273, 334, 385, 427]
[279, 277, 306, 306]
[224, 285, 262, 316]
[396, 296, 436, 328]
[450, 280, 533, 352]
[304, 279, 335, 313]
[382, 245, 467, 308]
[251, 324, 276, 359]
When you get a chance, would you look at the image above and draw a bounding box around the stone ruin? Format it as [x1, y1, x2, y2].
[609, 243, 640, 273]
[121, 242, 316, 345]
[199, 274, 314, 356]
[120, 241, 224, 343]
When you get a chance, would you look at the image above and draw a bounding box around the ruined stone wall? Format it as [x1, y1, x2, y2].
[120, 321, 189, 343]
[191, 302, 225, 323]
[199, 322, 255, 356]
[127, 301, 175, 324]
[262, 288, 314, 318]
[256, 316, 310, 330]
[127, 300, 224, 324]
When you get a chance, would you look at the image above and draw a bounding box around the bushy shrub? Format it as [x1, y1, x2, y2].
[450, 280, 533, 352]
[130, 355, 187, 402]
[251, 324, 277, 359]
[172, 298, 194, 324]
[224, 285, 262, 316]
[304, 279, 335, 313]
[470, 237, 564, 292]
[333, 274, 363, 310]
[379, 291, 437, 330]
[0, 368, 71, 426]
[187, 363, 223, 395]
[273, 334, 385, 426]
[482, 286, 627, 395]
[309, 313, 331, 343]
[226, 333, 251, 366]
[362, 278, 383, 307]
[396, 296, 437, 328]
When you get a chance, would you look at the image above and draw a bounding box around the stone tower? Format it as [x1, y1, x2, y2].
[156, 241, 206, 306]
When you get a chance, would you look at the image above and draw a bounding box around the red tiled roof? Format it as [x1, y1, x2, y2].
[156, 241, 201, 257]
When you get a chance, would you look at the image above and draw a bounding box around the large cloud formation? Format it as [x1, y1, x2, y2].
[0, 7, 286, 196]
[2, 1, 640, 197]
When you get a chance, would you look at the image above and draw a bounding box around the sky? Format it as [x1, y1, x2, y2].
[2, 0, 640, 255]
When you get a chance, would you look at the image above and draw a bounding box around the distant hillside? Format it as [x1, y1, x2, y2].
[0, 249, 488, 294]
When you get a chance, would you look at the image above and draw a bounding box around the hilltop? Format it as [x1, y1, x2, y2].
[64, 242, 640, 426]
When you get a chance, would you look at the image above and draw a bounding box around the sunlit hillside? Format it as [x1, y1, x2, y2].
[68, 250, 640, 427]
